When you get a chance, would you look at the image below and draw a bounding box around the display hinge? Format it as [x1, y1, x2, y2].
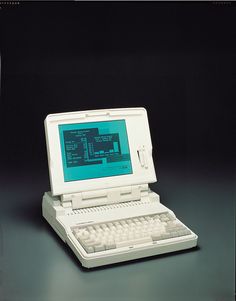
[61, 184, 149, 210]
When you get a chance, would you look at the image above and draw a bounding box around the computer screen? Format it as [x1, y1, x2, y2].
[59, 119, 133, 182]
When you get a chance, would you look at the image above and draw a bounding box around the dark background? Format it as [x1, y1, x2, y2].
[1, 1, 235, 169]
[0, 2, 235, 301]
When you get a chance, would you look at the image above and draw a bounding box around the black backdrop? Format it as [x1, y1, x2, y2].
[0, 2, 235, 173]
[0, 3, 235, 299]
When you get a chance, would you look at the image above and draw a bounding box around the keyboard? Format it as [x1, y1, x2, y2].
[71, 212, 192, 254]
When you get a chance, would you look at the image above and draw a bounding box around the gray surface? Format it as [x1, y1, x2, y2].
[0, 161, 234, 301]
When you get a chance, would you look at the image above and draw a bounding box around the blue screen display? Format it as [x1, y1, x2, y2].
[59, 120, 133, 182]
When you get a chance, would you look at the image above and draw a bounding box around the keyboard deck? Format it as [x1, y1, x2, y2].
[71, 212, 191, 254]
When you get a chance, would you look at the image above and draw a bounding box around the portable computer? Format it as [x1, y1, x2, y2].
[42, 107, 198, 268]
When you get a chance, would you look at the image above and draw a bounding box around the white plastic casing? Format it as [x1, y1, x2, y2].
[44, 107, 157, 196]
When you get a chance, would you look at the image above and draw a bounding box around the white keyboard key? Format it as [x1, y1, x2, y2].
[85, 246, 94, 253]
[116, 236, 152, 248]
[151, 233, 162, 241]
[105, 242, 116, 250]
[94, 245, 105, 252]
[73, 227, 80, 234]
[75, 232, 89, 240]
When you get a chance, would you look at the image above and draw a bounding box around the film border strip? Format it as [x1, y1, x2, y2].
[0, 1, 20, 9]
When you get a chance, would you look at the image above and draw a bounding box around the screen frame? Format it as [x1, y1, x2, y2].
[45, 107, 156, 196]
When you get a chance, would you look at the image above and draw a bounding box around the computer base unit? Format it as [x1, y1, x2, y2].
[42, 190, 197, 268]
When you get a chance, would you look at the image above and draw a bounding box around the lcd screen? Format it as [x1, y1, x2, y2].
[59, 120, 133, 181]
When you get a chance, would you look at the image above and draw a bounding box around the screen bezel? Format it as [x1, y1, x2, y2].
[45, 108, 156, 196]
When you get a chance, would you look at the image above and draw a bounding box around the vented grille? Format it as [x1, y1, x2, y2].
[67, 199, 152, 216]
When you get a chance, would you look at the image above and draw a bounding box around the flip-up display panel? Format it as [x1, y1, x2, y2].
[45, 108, 156, 195]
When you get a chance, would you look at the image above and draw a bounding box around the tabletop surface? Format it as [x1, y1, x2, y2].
[0, 161, 234, 301]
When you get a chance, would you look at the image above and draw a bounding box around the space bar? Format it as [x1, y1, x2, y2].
[116, 237, 152, 248]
